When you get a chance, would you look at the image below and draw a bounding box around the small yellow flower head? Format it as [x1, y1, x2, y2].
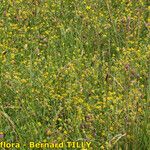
[86, 6, 91, 10]
[37, 122, 42, 127]
[100, 145, 105, 149]
[45, 129, 52, 136]
[109, 127, 113, 131]
[138, 108, 142, 112]
[64, 130, 68, 135]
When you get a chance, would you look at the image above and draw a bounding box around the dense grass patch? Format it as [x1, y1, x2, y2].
[0, 0, 149, 149]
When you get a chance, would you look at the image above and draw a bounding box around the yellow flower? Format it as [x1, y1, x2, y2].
[37, 122, 42, 127]
[86, 6, 91, 10]
[110, 127, 113, 131]
[100, 145, 105, 149]
[46, 129, 52, 136]
[138, 108, 142, 112]
[64, 130, 68, 135]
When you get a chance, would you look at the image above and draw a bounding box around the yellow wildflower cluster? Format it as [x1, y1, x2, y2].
[0, 0, 149, 149]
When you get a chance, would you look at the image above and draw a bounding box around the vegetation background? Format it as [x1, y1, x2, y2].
[0, 0, 149, 149]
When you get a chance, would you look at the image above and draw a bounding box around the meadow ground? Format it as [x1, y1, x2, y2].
[0, 0, 150, 150]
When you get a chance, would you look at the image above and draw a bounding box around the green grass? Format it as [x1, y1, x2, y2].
[0, 0, 150, 150]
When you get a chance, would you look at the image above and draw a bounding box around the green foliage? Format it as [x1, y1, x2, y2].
[0, 0, 149, 149]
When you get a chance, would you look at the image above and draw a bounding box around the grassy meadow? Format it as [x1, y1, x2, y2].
[0, 0, 150, 149]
